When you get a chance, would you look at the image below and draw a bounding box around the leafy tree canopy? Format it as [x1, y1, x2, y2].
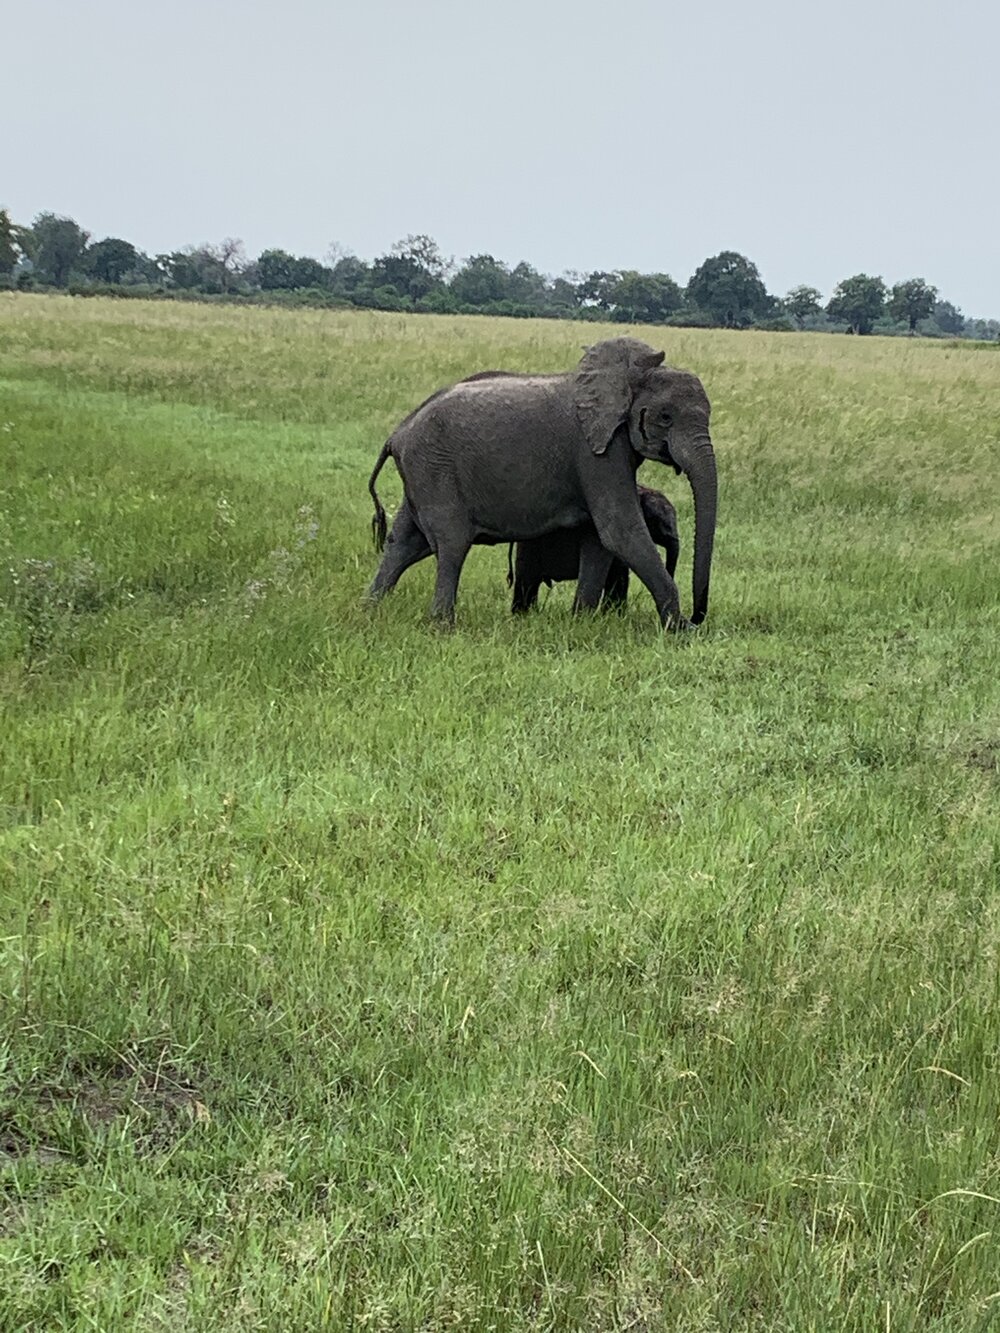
[576, 271, 618, 310]
[85, 237, 138, 284]
[609, 271, 684, 324]
[370, 234, 451, 301]
[291, 255, 330, 289]
[209, 238, 246, 293]
[0, 207, 27, 274]
[784, 285, 823, 326]
[507, 261, 548, 308]
[31, 212, 89, 287]
[259, 249, 330, 291]
[257, 248, 298, 290]
[686, 251, 773, 328]
[889, 278, 937, 333]
[965, 318, 1000, 341]
[329, 255, 371, 296]
[547, 276, 581, 310]
[390, 234, 450, 282]
[155, 250, 202, 289]
[932, 299, 965, 336]
[450, 255, 510, 307]
[826, 274, 887, 335]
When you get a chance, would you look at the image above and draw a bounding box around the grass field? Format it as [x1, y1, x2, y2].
[1, 293, 999, 1330]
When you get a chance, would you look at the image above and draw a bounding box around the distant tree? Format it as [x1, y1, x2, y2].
[390, 234, 450, 282]
[154, 243, 241, 292]
[686, 251, 773, 327]
[0, 208, 24, 275]
[370, 234, 449, 301]
[257, 249, 330, 291]
[609, 271, 684, 324]
[112, 250, 161, 285]
[450, 254, 510, 306]
[547, 275, 582, 310]
[155, 250, 202, 288]
[139, 251, 164, 281]
[508, 260, 548, 308]
[371, 252, 420, 299]
[325, 241, 353, 268]
[932, 299, 965, 336]
[185, 248, 222, 291]
[576, 271, 619, 309]
[290, 255, 330, 288]
[85, 237, 138, 284]
[211, 237, 246, 293]
[826, 274, 887, 335]
[258, 248, 297, 289]
[783, 285, 823, 327]
[966, 318, 1000, 341]
[888, 278, 937, 334]
[329, 255, 371, 298]
[31, 212, 90, 287]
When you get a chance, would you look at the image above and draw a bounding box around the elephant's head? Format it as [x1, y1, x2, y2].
[575, 338, 717, 626]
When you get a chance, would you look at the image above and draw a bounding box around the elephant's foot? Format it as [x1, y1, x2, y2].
[428, 606, 458, 631]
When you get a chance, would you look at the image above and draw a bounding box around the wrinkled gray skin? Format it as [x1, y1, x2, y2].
[367, 338, 717, 629]
[508, 485, 680, 613]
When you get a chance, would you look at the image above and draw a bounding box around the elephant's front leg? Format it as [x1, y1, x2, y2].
[572, 531, 614, 612]
[590, 510, 687, 630]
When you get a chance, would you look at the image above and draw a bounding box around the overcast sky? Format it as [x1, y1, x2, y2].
[7, 0, 998, 315]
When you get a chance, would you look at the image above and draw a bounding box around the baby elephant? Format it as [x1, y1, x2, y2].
[508, 485, 680, 613]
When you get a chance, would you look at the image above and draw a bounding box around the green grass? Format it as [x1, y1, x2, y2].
[1, 292, 999, 1329]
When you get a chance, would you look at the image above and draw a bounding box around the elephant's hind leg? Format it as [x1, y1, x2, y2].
[511, 581, 539, 613]
[428, 532, 474, 624]
[510, 540, 547, 613]
[511, 563, 543, 613]
[368, 503, 432, 602]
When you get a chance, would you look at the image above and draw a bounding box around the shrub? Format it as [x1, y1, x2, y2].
[662, 308, 716, 328]
[754, 315, 795, 332]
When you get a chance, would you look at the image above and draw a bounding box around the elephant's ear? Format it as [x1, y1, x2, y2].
[574, 338, 665, 455]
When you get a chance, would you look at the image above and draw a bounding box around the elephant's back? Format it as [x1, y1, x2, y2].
[398, 375, 576, 474]
[390, 373, 588, 541]
[434, 374, 572, 431]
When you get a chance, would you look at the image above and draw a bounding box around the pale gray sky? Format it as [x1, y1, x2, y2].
[7, 0, 999, 314]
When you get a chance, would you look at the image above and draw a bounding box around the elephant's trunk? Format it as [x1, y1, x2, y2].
[681, 436, 717, 626]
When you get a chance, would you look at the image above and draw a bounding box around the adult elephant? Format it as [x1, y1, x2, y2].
[367, 338, 717, 629]
[508, 485, 680, 614]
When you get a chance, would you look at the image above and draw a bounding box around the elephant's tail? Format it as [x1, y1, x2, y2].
[368, 441, 392, 551]
[506, 543, 515, 588]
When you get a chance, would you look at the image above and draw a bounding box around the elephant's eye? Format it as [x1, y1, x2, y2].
[658, 411, 673, 428]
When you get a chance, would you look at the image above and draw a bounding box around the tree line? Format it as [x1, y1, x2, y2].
[2, 208, 997, 340]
